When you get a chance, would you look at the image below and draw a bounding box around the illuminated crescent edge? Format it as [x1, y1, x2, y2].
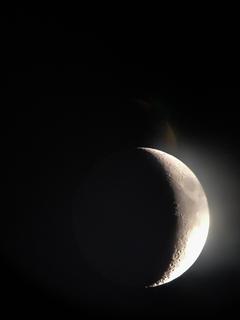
[140, 148, 210, 287]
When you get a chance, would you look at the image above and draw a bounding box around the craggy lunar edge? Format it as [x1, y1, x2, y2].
[143, 148, 210, 287]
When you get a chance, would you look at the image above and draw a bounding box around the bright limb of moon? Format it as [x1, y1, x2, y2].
[141, 148, 210, 287]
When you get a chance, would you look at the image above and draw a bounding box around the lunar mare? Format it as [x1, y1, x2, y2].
[142, 148, 210, 286]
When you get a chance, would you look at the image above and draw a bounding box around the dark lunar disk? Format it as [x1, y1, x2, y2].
[73, 148, 178, 287]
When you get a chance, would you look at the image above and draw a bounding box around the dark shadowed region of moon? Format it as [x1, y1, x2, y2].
[73, 148, 209, 288]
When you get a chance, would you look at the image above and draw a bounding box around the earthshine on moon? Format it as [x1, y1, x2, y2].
[143, 148, 210, 287]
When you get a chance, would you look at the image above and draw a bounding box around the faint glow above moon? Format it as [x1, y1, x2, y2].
[142, 148, 210, 287]
[162, 122, 177, 148]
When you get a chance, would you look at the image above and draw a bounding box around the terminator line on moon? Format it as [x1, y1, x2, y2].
[143, 148, 210, 286]
[74, 147, 210, 287]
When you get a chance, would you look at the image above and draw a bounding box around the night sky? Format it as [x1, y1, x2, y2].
[2, 9, 240, 317]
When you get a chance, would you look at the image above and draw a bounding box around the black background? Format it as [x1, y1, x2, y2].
[1, 8, 240, 317]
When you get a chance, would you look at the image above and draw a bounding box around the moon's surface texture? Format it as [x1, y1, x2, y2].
[144, 148, 209, 286]
[74, 148, 209, 287]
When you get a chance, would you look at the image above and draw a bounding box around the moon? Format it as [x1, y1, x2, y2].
[142, 148, 210, 286]
[73, 147, 210, 287]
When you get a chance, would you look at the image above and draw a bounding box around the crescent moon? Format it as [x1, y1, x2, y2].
[142, 148, 210, 287]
